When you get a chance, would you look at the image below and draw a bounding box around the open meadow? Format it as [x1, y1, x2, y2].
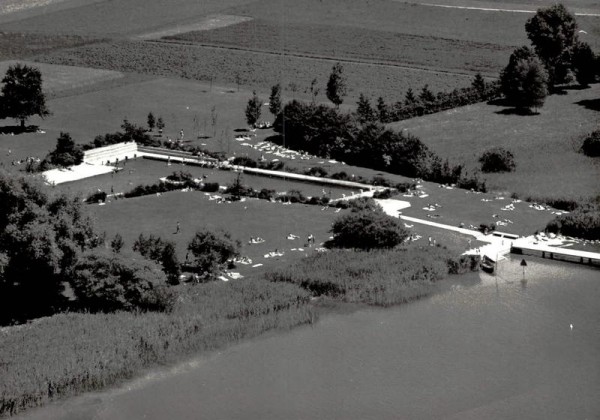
[389, 84, 600, 201]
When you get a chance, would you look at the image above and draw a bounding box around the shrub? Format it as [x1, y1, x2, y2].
[70, 251, 175, 313]
[373, 188, 395, 199]
[305, 166, 328, 177]
[166, 171, 194, 182]
[330, 210, 408, 249]
[85, 190, 107, 203]
[582, 130, 600, 157]
[202, 182, 220, 193]
[278, 189, 306, 203]
[258, 188, 276, 200]
[347, 196, 382, 212]
[331, 171, 349, 180]
[479, 223, 496, 234]
[232, 156, 258, 168]
[46, 132, 84, 168]
[187, 229, 240, 277]
[546, 204, 600, 240]
[479, 147, 516, 173]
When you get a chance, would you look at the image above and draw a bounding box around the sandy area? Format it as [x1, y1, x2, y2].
[0, 0, 69, 15]
[135, 15, 253, 40]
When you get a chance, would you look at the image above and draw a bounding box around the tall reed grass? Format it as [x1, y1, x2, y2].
[265, 247, 464, 306]
[0, 279, 314, 417]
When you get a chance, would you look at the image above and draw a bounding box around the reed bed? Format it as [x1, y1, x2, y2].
[265, 247, 461, 306]
[0, 279, 314, 417]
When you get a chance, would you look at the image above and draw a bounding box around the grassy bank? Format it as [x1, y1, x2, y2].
[0, 279, 314, 417]
[265, 247, 478, 306]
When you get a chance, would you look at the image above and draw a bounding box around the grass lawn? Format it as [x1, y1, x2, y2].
[90, 189, 342, 278]
[389, 84, 600, 201]
[393, 181, 558, 235]
[55, 158, 355, 199]
[0, 60, 124, 96]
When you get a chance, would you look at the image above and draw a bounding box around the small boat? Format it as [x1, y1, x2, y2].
[481, 256, 495, 273]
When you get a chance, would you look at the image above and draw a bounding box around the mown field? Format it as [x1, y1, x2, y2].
[389, 84, 600, 201]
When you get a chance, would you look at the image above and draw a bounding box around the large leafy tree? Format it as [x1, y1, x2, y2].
[500, 46, 549, 112]
[326, 62, 347, 107]
[70, 252, 174, 313]
[0, 172, 102, 323]
[525, 4, 578, 87]
[0, 63, 50, 129]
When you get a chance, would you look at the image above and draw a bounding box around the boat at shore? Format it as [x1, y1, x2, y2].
[481, 256, 495, 273]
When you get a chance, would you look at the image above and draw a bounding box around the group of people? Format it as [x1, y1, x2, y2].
[10, 155, 41, 166]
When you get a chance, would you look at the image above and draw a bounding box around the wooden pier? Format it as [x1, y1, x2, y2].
[511, 238, 600, 267]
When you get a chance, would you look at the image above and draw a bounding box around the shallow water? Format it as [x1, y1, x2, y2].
[16, 256, 600, 419]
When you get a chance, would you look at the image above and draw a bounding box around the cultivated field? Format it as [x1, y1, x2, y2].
[35, 40, 474, 102]
[389, 85, 600, 200]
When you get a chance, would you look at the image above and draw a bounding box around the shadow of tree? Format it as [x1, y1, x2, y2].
[575, 98, 600, 112]
[494, 108, 540, 116]
[0, 125, 39, 134]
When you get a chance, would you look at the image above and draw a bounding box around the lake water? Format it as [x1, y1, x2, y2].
[16, 257, 600, 420]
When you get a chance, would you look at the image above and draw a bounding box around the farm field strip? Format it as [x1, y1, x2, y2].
[163, 19, 514, 76]
[35, 40, 475, 102]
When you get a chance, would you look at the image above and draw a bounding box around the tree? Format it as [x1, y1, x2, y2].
[376, 97, 388, 122]
[110, 233, 124, 253]
[479, 147, 516, 172]
[326, 62, 347, 107]
[46, 132, 84, 167]
[309, 78, 320, 104]
[245, 90, 262, 127]
[330, 210, 408, 250]
[356, 93, 376, 124]
[572, 42, 596, 87]
[472, 73, 486, 95]
[187, 229, 240, 277]
[0, 63, 50, 129]
[525, 4, 579, 87]
[269, 83, 282, 118]
[500, 46, 549, 112]
[160, 242, 181, 285]
[404, 88, 417, 105]
[419, 84, 435, 103]
[0, 173, 102, 323]
[156, 117, 165, 135]
[70, 251, 174, 313]
[147, 112, 156, 131]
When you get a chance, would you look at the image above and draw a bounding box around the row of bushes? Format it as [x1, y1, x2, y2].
[122, 180, 219, 199]
[264, 247, 479, 306]
[0, 279, 315, 417]
[376, 81, 501, 123]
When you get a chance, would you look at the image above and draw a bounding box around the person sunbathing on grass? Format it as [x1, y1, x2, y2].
[287, 233, 300, 240]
